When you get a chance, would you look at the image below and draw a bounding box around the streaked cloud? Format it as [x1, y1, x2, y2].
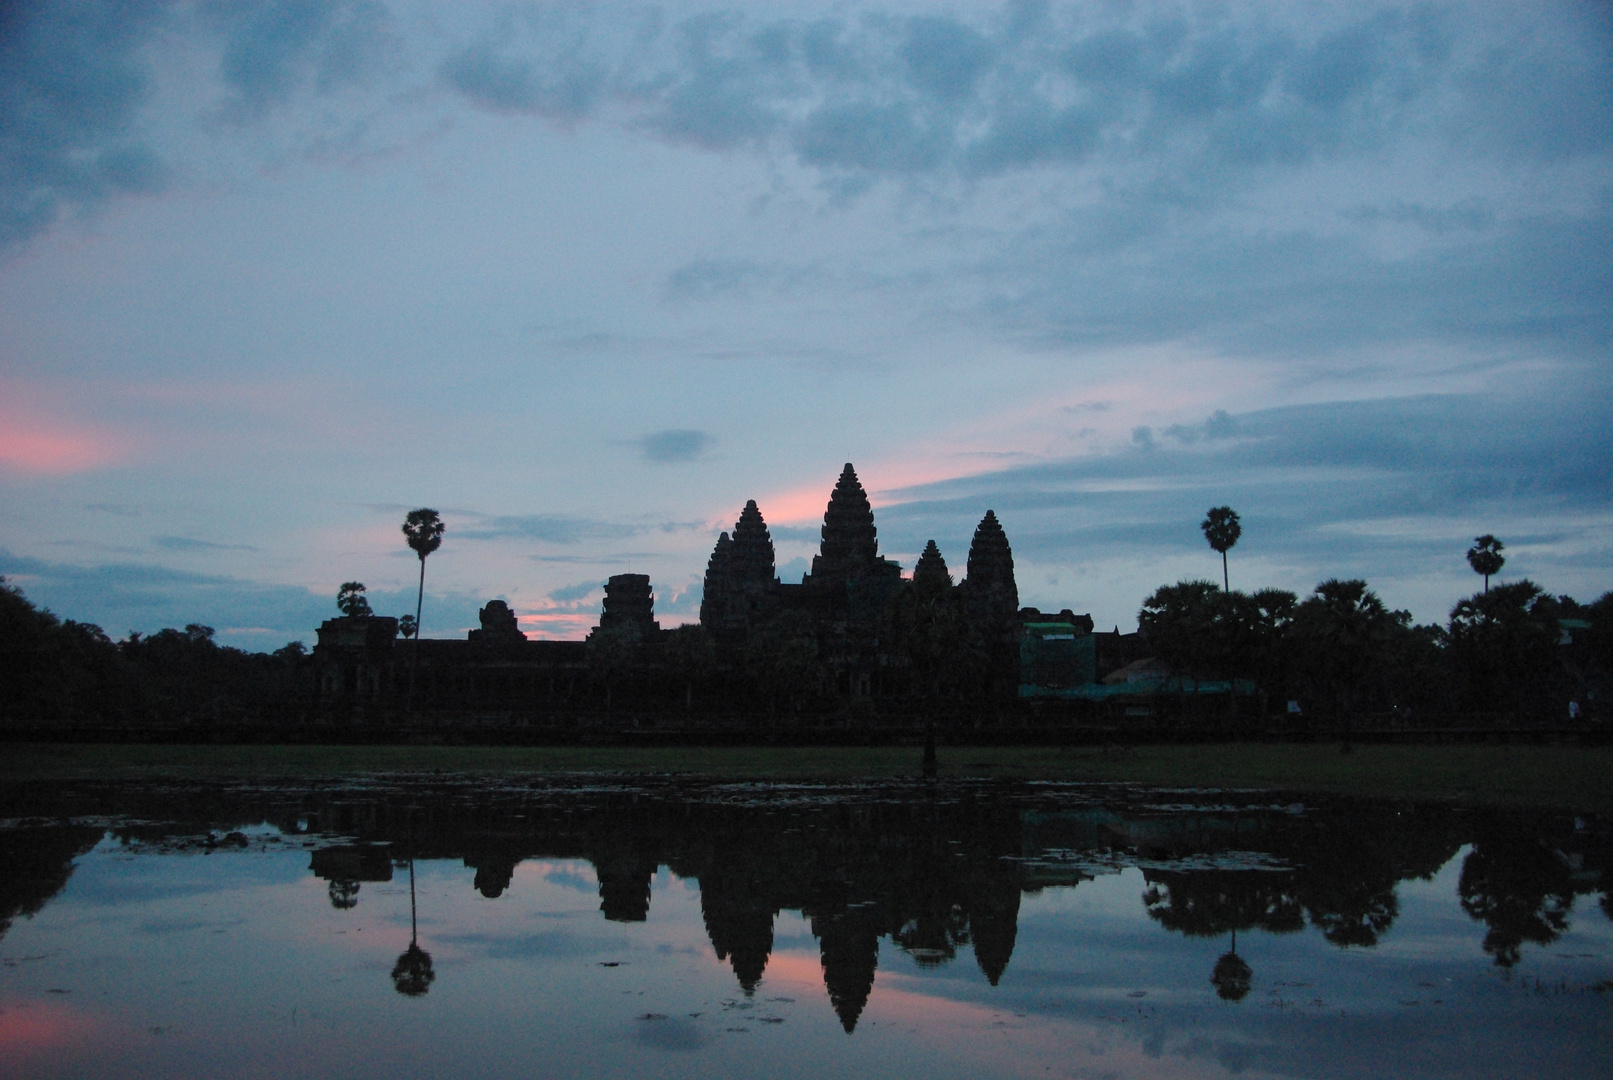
[639, 429, 713, 463]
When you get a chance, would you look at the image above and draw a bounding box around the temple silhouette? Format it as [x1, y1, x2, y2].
[312, 462, 1148, 726]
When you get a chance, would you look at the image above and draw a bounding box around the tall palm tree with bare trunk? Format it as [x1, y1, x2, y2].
[1201, 507, 1241, 592]
[402, 509, 445, 711]
[1466, 535, 1505, 593]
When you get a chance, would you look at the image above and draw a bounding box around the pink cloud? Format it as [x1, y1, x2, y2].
[0, 420, 120, 475]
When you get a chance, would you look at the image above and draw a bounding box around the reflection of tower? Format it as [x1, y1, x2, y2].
[812, 909, 880, 1033]
[472, 858, 517, 899]
[969, 871, 1021, 986]
[310, 845, 392, 910]
[700, 869, 776, 995]
[595, 847, 657, 922]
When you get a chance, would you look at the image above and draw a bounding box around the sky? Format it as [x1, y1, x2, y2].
[0, 0, 1609, 649]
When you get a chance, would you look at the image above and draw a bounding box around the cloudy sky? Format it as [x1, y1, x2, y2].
[1, 0, 1608, 648]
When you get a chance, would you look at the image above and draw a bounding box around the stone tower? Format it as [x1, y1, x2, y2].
[597, 573, 659, 642]
[807, 463, 881, 584]
[730, 500, 777, 590]
[701, 500, 779, 642]
[963, 510, 1018, 630]
[699, 531, 735, 630]
[912, 540, 952, 600]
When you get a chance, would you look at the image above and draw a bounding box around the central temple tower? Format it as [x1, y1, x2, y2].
[804, 463, 895, 586]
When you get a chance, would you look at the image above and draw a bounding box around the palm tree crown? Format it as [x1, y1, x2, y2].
[1466, 535, 1505, 593]
[403, 509, 445, 560]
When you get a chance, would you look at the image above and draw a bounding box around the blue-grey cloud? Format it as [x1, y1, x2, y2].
[205, 0, 401, 124]
[456, 514, 643, 544]
[639, 429, 711, 463]
[876, 377, 1613, 620]
[547, 580, 600, 602]
[431, 3, 1611, 362]
[0, 1, 170, 249]
[152, 535, 259, 553]
[439, 4, 1609, 181]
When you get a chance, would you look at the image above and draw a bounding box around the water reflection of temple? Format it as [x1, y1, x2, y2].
[4, 781, 1609, 1031]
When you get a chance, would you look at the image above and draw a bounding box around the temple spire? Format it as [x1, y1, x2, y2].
[730, 499, 776, 588]
[912, 540, 952, 600]
[809, 463, 879, 582]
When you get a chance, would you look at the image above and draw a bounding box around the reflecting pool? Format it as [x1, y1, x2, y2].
[1, 777, 1609, 1079]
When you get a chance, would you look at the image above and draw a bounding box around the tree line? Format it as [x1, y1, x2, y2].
[1134, 513, 1611, 725]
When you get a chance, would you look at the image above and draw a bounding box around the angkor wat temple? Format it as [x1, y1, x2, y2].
[312, 463, 1145, 728]
[692, 463, 1023, 697]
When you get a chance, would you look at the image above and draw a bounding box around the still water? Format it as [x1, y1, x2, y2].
[1, 776, 1608, 1079]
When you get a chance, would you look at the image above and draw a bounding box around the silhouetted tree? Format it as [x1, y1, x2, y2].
[1447, 581, 1563, 719]
[336, 582, 371, 618]
[1289, 579, 1397, 741]
[396, 614, 416, 640]
[402, 508, 445, 710]
[1201, 507, 1242, 592]
[1247, 588, 1298, 719]
[1138, 581, 1223, 712]
[328, 879, 360, 909]
[1466, 535, 1505, 593]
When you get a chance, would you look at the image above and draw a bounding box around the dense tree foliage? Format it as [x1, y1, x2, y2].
[1136, 575, 1608, 723]
[0, 577, 310, 729]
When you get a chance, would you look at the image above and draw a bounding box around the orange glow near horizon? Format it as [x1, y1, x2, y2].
[0, 999, 102, 1055]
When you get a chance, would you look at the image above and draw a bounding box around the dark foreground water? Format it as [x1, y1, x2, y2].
[1, 777, 1608, 1080]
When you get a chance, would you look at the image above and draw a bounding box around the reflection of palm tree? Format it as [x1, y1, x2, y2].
[328, 879, 360, 909]
[392, 940, 434, 997]
[1210, 930, 1252, 1002]
[392, 828, 435, 997]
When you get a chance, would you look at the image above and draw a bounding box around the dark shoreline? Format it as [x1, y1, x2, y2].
[5, 742, 1610, 813]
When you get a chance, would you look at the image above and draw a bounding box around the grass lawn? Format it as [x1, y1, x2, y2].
[3, 742, 1609, 812]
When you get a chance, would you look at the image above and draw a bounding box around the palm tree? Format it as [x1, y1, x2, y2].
[1201, 507, 1241, 591]
[402, 508, 445, 711]
[1466, 535, 1505, 593]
